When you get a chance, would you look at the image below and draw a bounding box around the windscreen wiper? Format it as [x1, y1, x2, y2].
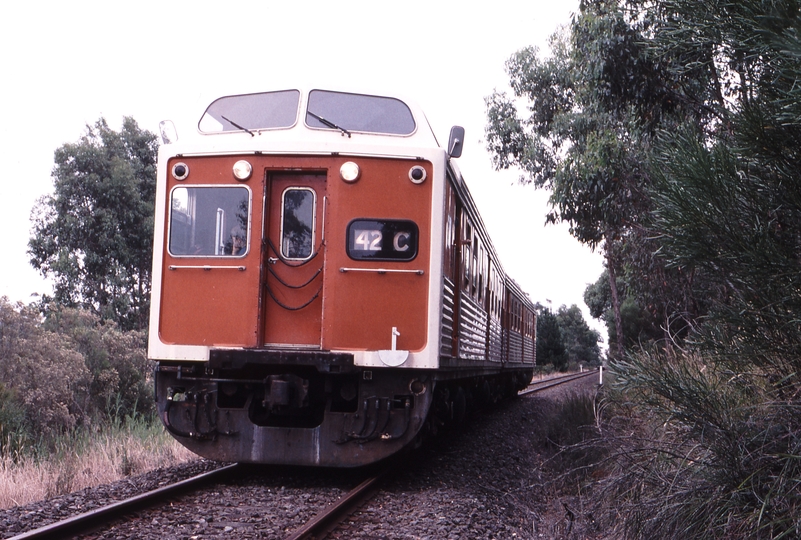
[307, 110, 351, 138]
[221, 115, 255, 137]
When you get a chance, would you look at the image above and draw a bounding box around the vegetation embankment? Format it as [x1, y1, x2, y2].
[0, 300, 193, 509]
[487, 0, 801, 537]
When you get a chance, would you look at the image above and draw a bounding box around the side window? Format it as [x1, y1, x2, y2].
[461, 216, 472, 290]
[478, 244, 485, 303]
[281, 187, 316, 260]
[443, 183, 457, 279]
[169, 186, 250, 257]
[472, 236, 479, 297]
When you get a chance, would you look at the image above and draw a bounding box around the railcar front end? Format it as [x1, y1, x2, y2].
[149, 88, 537, 467]
[149, 89, 449, 466]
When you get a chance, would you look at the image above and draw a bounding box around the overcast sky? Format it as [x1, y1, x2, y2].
[1, 0, 605, 341]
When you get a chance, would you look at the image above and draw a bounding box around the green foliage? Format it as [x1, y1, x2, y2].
[0, 383, 28, 456]
[44, 307, 152, 420]
[28, 117, 158, 331]
[536, 303, 602, 370]
[536, 306, 567, 370]
[544, 390, 599, 449]
[575, 1, 801, 538]
[584, 270, 663, 350]
[0, 298, 153, 457]
[489, 0, 801, 537]
[0, 298, 90, 442]
[485, 0, 705, 351]
[485, 1, 685, 246]
[556, 304, 603, 367]
[606, 351, 801, 539]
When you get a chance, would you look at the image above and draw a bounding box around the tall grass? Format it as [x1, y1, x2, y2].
[536, 388, 605, 489]
[0, 414, 195, 509]
[593, 350, 801, 539]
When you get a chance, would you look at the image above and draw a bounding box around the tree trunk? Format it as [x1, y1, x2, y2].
[606, 242, 625, 359]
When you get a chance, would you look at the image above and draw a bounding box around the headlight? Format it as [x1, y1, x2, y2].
[340, 161, 361, 183]
[232, 160, 253, 181]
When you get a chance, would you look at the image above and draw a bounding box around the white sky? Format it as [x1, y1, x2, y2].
[0, 0, 605, 342]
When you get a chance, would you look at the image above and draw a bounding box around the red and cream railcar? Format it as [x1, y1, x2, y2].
[149, 88, 536, 467]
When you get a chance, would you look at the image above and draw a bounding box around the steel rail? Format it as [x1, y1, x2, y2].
[7, 463, 241, 540]
[519, 369, 600, 396]
[283, 465, 394, 540]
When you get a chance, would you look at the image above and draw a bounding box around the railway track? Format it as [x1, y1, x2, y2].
[7, 370, 598, 540]
[286, 370, 602, 539]
[6, 464, 241, 540]
[519, 369, 600, 396]
[5, 461, 389, 540]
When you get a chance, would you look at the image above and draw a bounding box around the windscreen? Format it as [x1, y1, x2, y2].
[199, 90, 300, 133]
[305, 90, 416, 135]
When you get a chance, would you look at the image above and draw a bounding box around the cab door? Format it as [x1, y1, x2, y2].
[263, 173, 327, 347]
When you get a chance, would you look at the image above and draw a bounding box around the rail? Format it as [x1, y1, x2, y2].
[282, 465, 394, 540]
[7, 464, 241, 540]
[519, 369, 600, 396]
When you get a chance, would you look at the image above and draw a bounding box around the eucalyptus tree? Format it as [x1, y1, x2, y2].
[485, 0, 726, 355]
[29, 118, 158, 331]
[486, 3, 658, 356]
[638, 0, 801, 365]
[583, 1, 801, 535]
[555, 304, 603, 367]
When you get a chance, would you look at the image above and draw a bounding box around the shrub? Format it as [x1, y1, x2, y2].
[596, 350, 801, 539]
[44, 307, 152, 421]
[0, 299, 154, 452]
[538, 389, 605, 484]
[0, 299, 90, 440]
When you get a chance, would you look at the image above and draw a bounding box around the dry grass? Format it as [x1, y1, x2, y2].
[0, 423, 195, 509]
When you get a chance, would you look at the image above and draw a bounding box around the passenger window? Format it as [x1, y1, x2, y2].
[281, 188, 315, 259]
[169, 186, 250, 257]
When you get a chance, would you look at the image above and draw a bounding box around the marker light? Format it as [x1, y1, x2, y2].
[409, 165, 426, 184]
[232, 160, 253, 181]
[171, 162, 189, 180]
[340, 161, 361, 183]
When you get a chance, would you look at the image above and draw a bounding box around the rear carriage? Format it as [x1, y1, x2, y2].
[150, 88, 535, 466]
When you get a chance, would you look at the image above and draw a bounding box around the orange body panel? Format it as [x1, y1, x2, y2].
[159, 156, 263, 347]
[322, 158, 432, 352]
[158, 155, 432, 352]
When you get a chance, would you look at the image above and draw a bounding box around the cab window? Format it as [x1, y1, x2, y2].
[281, 187, 316, 260]
[168, 186, 251, 257]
